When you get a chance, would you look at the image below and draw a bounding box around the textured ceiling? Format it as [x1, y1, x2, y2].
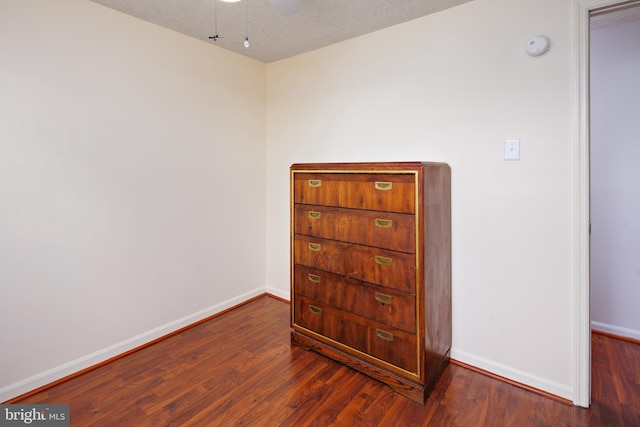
[88, 0, 472, 63]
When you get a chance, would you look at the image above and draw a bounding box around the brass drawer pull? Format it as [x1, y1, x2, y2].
[308, 179, 321, 187]
[374, 181, 392, 191]
[309, 305, 322, 314]
[376, 329, 394, 341]
[374, 219, 393, 228]
[374, 255, 392, 266]
[308, 211, 322, 219]
[308, 273, 321, 284]
[308, 242, 322, 251]
[374, 292, 393, 304]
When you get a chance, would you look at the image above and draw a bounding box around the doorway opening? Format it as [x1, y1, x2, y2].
[589, 1, 640, 341]
[574, 0, 640, 408]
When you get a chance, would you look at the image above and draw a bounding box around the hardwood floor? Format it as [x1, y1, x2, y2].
[13, 296, 640, 426]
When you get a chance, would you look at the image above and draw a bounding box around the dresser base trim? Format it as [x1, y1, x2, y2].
[291, 330, 448, 405]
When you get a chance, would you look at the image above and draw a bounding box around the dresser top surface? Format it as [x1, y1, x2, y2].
[291, 162, 448, 172]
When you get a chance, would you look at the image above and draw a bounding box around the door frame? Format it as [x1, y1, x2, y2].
[572, 0, 630, 408]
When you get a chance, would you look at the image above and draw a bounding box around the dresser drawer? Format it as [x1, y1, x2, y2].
[294, 297, 417, 373]
[293, 173, 416, 214]
[294, 265, 416, 333]
[294, 235, 416, 293]
[294, 204, 416, 253]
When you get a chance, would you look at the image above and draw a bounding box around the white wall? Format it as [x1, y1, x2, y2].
[590, 18, 640, 340]
[266, 0, 575, 399]
[0, 0, 266, 401]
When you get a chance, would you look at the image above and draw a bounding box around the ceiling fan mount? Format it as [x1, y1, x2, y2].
[210, 0, 302, 47]
[266, 0, 301, 15]
[219, 0, 301, 15]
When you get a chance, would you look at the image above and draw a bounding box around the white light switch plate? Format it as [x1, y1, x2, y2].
[504, 139, 520, 160]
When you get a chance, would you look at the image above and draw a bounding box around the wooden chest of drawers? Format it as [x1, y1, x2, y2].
[290, 162, 451, 404]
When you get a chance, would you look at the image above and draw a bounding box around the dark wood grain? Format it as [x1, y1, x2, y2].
[293, 172, 416, 214]
[10, 296, 640, 426]
[293, 204, 416, 253]
[293, 296, 418, 373]
[294, 265, 416, 333]
[293, 234, 417, 294]
[291, 162, 451, 403]
[422, 162, 452, 373]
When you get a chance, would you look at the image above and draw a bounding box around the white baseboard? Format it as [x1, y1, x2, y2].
[0, 287, 266, 403]
[265, 285, 290, 301]
[592, 321, 640, 341]
[450, 348, 573, 401]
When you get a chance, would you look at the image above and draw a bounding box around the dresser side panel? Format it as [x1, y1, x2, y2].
[422, 163, 452, 376]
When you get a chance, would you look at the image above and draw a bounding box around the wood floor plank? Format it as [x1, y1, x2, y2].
[12, 296, 640, 426]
